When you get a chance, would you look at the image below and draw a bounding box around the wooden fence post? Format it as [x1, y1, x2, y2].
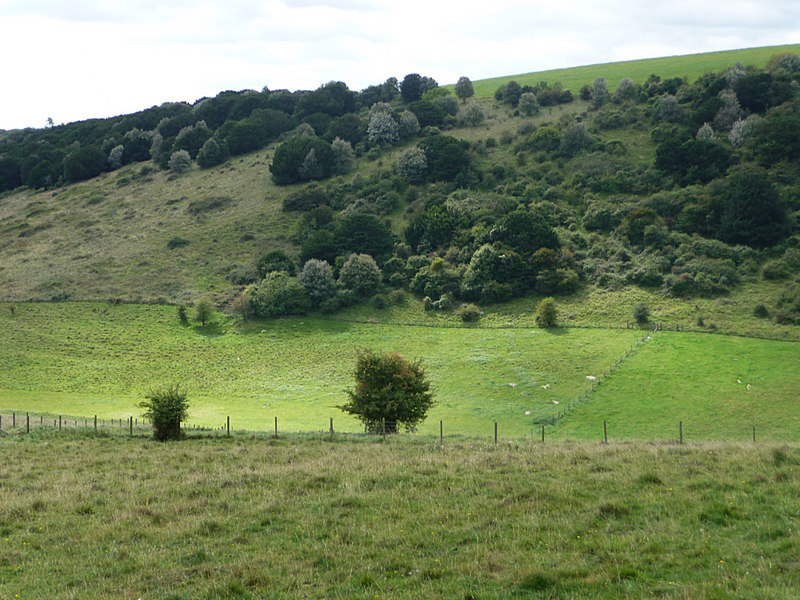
[226, 416, 230, 437]
[94, 415, 97, 431]
[330, 418, 334, 441]
[26, 412, 29, 434]
[59, 415, 61, 431]
[679, 421, 683, 444]
[541, 425, 545, 444]
[440, 420, 443, 446]
[494, 422, 498, 444]
[603, 420, 608, 444]
[752, 425, 756, 443]
[12, 412, 15, 428]
[274, 416, 278, 438]
[129, 416, 133, 436]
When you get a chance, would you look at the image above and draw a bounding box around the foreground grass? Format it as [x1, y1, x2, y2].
[1, 432, 799, 599]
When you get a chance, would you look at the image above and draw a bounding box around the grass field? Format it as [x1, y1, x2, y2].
[467, 43, 800, 96]
[1, 432, 799, 599]
[0, 302, 644, 436]
[1, 302, 798, 441]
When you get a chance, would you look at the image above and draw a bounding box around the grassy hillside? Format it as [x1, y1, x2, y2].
[469, 44, 800, 95]
[2, 433, 800, 599]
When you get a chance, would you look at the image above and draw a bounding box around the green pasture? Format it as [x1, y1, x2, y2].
[2, 433, 800, 599]
[2, 301, 799, 441]
[554, 332, 800, 441]
[467, 44, 800, 96]
[0, 302, 642, 436]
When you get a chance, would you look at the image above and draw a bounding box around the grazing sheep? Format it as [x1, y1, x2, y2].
[586, 375, 596, 381]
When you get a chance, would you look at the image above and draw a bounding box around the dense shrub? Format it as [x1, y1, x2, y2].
[338, 254, 382, 297]
[458, 303, 483, 322]
[633, 303, 650, 324]
[338, 349, 435, 433]
[535, 297, 558, 328]
[139, 385, 190, 441]
[299, 259, 336, 305]
[249, 272, 310, 316]
[257, 250, 297, 278]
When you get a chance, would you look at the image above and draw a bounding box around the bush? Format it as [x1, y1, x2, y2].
[535, 297, 558, 328]
[338, 254, 382, 297]
[299, 259, 336, 306]
[753, 303, 770, 318]
[139, 385, 189, 441]
[249, 272, 310, 317]
[177, 304, 188, 323]
[628, 302, 649, 325]
[338, 349, 434, 433]
[458, 303, 482, 322]
[168, 150, 192, 173]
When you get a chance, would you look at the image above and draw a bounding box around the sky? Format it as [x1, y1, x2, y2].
[1, 0, 799, 131]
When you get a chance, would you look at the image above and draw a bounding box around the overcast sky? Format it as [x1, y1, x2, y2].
[1, 0, 799, 130]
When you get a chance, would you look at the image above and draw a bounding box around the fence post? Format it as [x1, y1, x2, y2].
[94, 415, 97, 431]
[129, 416, 133, 437]
[494, 422, 498, 445]
[440, 420, 443, 446]
[541, 425, 545, 444]
[603, 420, 608, 444]
[679, 421, 683, 444]
[382, 418, 386, 441]
[274, 416, 278, 439]
[59, 415, 61, 431]
[26, 412, 29, 434]
[752, 425, 756, 444]
[330, 418, 334, 441]
[12, 412, 15, 428]
[226, 416, 230, 437]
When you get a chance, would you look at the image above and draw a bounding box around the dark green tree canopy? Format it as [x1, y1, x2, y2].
[417, 135, 471, 182]
[338, 349, 435, 433]
[270, 135, 335, 185]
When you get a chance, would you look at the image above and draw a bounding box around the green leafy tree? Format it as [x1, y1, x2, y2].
[367, 112, 399, 146]
[338, 254, 382, 297]
[455, 76, 475, 103]
[270, 135, 335, 184]
[139, 385, 190, 441]
[535, 297, 558, 328]
[196, 137, 227, 168]
[299, 259, 336, 306]
[518, 92, 540, 116]
[194, 297, 214, 327]
[257, 250, 297, 278]
[417, 135, 470, 182]
[168, 149, 192, 173]
[338, 349, 435, 433]
[63, 145, 107, 182]
[395, 147, 428, 183]
[592, 77, 610, 108]
[249, 272, 310, 317]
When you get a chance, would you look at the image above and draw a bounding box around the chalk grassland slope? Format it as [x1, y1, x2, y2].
[553, 332, 800, 441]
[469, 43, 800, 95]
[1, 434, 800, 599]
[0, 302, 642, 435]
[0, 149, 290, 304]
[2, 302, 800, 440]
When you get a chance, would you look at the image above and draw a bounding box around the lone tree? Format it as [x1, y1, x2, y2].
[194, 297, 214, 327]
[454, 76, 474, 103]
[339, 349, 435, 434]
[139, 384, 190, 441]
